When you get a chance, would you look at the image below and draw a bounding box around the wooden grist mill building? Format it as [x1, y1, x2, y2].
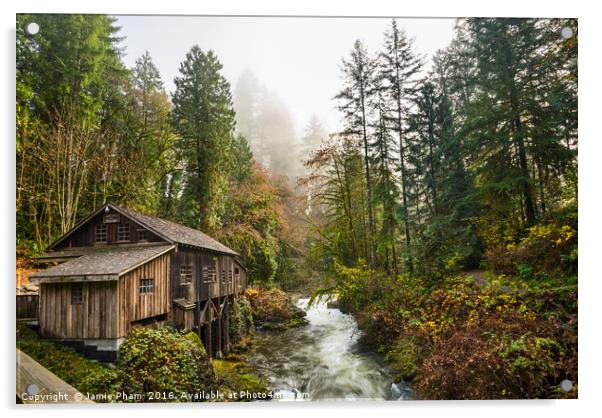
[31, 203, 247, 361]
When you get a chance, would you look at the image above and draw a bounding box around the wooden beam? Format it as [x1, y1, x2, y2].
[38, 275, 118, 284]
[16, 349, 94, 404]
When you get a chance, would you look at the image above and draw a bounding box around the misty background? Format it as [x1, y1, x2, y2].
[115, 16, 455, 178]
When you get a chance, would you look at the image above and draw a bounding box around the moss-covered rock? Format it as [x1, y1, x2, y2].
[244, 287, 307, 330]
[212, 356, 270, 401]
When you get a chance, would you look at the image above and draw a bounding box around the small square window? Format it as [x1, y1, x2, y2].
[180, 265, 192, 284]
[95, 224, 107, 243]
[139, 278, 154, 295]
[72, 284, 83, 304]
[137, 228, 147, 241]
[118, 223, 130, 242]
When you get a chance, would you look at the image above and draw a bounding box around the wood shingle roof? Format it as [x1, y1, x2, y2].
[47, 203, 239, 256]
[31, 244, 175, 282]
[112, 204, 238, 256]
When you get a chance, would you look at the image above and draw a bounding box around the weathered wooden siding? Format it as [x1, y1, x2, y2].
[233, 259, 247, 294]
[171, 247, 200, 302]
[173, 307, 195, 332]
[172, 248, 247, 303]
[16, 294, 39, 319]
[39, 281, 118, 339]
[54, 211, 164, 250]
[117, 252, 171, 337]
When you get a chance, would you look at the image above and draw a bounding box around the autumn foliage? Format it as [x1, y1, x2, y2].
[335, 267, 577, 399]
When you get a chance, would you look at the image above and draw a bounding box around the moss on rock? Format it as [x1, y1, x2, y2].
[212, 357, 270, 401]
[244, 287, 307, 330]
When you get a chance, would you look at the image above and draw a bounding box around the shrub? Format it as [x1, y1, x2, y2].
[229, 296, 255, 344]
[384, 337, 424, 382]
[485, 220, 577, 277]
[416, 326, 574, 399]
[330, 267, 577, 399]
[117, 326, 214, 401]
[333, 259, 374, 312]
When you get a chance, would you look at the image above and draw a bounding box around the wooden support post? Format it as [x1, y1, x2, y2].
[205, 304, 213, 358]
[216, 298, 223, 359]
[222, 298, 230, 355]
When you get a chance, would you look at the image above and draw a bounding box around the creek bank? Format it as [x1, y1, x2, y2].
[245, 296, 408, 400]
[333, 262, 578, 399]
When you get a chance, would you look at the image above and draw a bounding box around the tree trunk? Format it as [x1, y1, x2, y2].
[359, 86, 377, 270]
[393, 46, 413, 272]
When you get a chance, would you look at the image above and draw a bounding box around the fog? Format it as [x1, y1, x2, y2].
[234, 70, 300, 176]
[115, 15, 456, 177]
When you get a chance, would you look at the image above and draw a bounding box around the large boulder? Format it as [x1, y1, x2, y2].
[244, 287, 307, 330]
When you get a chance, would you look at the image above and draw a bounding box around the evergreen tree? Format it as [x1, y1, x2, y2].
[335, 40, 377, 269]
[300, 114, 327, 163]
[466, 19, 538, 224]
[108, 51, 176, 211]
[255, 92, 299, 178]
[233, 70, 265, 164]
[378, 19, 423, 270]
[369, 76, 400, 274]
[408, 71, 481, 275]
[231, 134, 254, 185]
[449, 18, 578, 239]
[16, 14, 125, 244]
[172, 45, 236, 232]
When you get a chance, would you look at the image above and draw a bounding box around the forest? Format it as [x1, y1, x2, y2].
[16, 15, 577, 400]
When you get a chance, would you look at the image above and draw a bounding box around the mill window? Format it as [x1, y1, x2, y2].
[139, 278, 155, 295]
[137, 228, 147, 241]
[71, 284, 83, 304]
[118, 223, 130, 242]
[202, 266, 217, 283]
[95, 224, 107, 243]
[180, 265, 192, 284]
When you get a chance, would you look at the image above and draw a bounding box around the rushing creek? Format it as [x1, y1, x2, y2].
[247, 297, 412, 401]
